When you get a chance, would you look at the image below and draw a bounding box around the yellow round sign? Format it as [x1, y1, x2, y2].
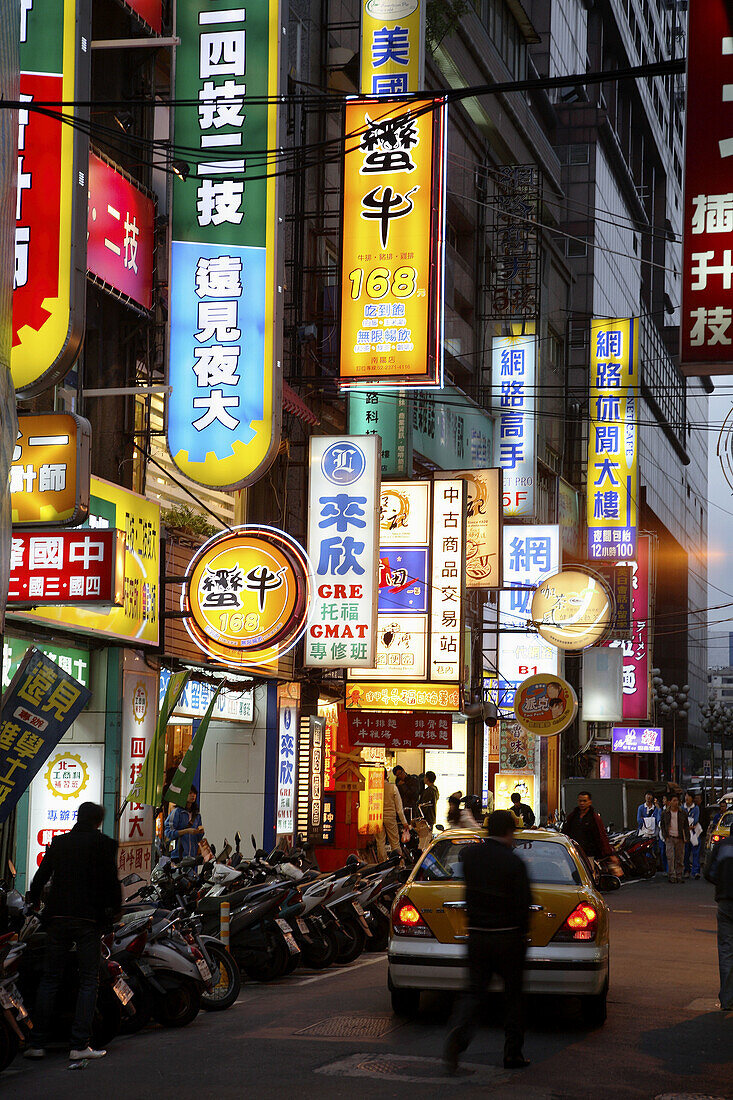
[530, 568, 614, 651]
[513, 673, 578, 736]
[184, 526, 310, 662]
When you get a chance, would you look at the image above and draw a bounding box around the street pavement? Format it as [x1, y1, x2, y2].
[6, 874, 732, 1099]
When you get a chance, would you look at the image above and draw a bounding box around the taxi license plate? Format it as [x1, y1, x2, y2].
[113, 978, 134, 1006]
[196, 959, 211, 981]
[276, 919, 300, 955]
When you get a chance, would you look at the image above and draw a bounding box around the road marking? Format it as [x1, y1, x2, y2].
[610, 909, 632, 913]
[295, 955, 386, 987]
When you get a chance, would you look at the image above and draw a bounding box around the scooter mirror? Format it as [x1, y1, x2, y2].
[435, 824, 445, 832]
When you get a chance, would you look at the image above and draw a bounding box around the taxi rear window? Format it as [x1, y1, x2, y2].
[415, 838, 477, 881]
[415, 837, 581, 885]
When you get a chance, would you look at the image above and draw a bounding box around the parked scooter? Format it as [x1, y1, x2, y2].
[0, 933, 31, 1071]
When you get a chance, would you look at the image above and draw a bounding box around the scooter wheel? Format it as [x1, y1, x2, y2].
[201, 944, 242, 1011]
[152, 978, 202, 1028]
[244, 930, 290, 983]
[300, 928, 337, 970]
[335, 916, 366, 965]
[0, 1020, 19, 1072]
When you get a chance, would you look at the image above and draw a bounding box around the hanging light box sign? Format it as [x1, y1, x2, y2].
[492, 334, 537, 519]
[166, 0, 283, 490]
[13, 0, 91, 396]
[87, 153, 156, 312]
[339, 97, 447, 388]
[11, 413, 91, 527]
[581, 646, 623, 723]
[530, 567, 614, 651]
[359, 0, 425, 95]
[182, 526, 311, 667]
[305, 436, 381, 669]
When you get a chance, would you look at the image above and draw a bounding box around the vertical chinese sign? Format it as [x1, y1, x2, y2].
[491, 334, 537, 519]
[14, 0, 91, 395]
[306, 437, 381, 669]
[340, 98, 447, 388]
[167, 0, 283, 489]
[429, 479, 466, 682]
[347, 478, 466, 697]
[498, 525, 560, 708]
[606, 533, 650, 720]
[359, 0, 425, 95]
[436, 468, 503, 589]
[680, 0, 733, 373]
[587, 319, 638, 561]
[276, 686, 298, 837]
[348, 388, 412, 476]
[296, 715, 325, 842]
[487, 166, 542, 321]
[119, 659, 157, 882]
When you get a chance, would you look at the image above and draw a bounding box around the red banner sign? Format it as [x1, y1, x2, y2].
[117, 0, 162, 33]
[87, 154, 155, 311]
[347, 711, 452, 750]
[9, 529, 125, 607]
[680, 0, 733, 373]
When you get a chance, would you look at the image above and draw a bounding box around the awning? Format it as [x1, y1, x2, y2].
[282, 380, 320, 426]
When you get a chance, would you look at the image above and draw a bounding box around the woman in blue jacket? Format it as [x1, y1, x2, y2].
[165, 786, 204, 859]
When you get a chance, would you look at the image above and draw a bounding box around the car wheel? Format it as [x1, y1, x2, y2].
[584, 981, 608, 1027]
[390, 986, 421, 1017]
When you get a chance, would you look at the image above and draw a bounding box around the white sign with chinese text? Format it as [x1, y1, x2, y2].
[492, 335, 537, 519]
[26, 743, 104, 885]
[498, 525, 560, 707]
[118, 662, 156, 883]
[306, 436, 381, 668]
[430, 479, 466, 681]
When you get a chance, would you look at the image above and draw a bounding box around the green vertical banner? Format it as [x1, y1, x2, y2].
[165, 686, 223, 808]
[348, 389, 412, 475]
[128, 670, 190, 809]
[166, 0, 283, 491]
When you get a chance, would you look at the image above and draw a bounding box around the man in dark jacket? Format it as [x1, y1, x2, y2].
[445, 810, 532, 1073]
[562, 791, 613, 860]
[392, 765, 421, 818]
[510, 791, 535, 828]
[25, 802, 121, 1061]
[704, 834, 733, 1010]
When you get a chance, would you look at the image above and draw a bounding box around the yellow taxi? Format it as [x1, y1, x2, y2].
[388, 828, 610, 1025]
[710, 809, 732, 846]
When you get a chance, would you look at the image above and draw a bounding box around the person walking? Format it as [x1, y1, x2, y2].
[510, 791, 535, 828]
[637, 790, 662, 867]
[24, 802, 121, 1061]
[683, 791, 702, 879]
[392, 765, 421, 820]
[444, 810, 532, 1072]
[703, 832, 733, 1010]
[660, 794, 690, 883]
[376, 768, 408, 860]
[562, 790, 613, 861]
[418, 771, 439, 829]
[165, 785, 204, 859]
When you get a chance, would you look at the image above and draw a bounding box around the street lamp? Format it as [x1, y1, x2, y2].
[652, 671, 690, 784]
[701, 696, 733, 800]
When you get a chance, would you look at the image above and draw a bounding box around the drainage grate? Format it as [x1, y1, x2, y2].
[316, 1053, 509, 1083]
[297, 1014, 401, 1039]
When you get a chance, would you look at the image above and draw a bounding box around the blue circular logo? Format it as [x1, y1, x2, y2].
[321, 441, 366, 485]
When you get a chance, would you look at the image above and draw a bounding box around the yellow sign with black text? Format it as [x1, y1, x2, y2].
[340, 98, 446, 387]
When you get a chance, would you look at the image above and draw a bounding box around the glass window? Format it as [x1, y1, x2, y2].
[415, 837, 582, 885]
[515, 839, 583, 885]
[415, 837, 479, 881]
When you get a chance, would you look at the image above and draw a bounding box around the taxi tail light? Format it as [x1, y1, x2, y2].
[392, 899, 433, 938]
[552, 903, 598, 942]
[712, 834, 721, 843]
